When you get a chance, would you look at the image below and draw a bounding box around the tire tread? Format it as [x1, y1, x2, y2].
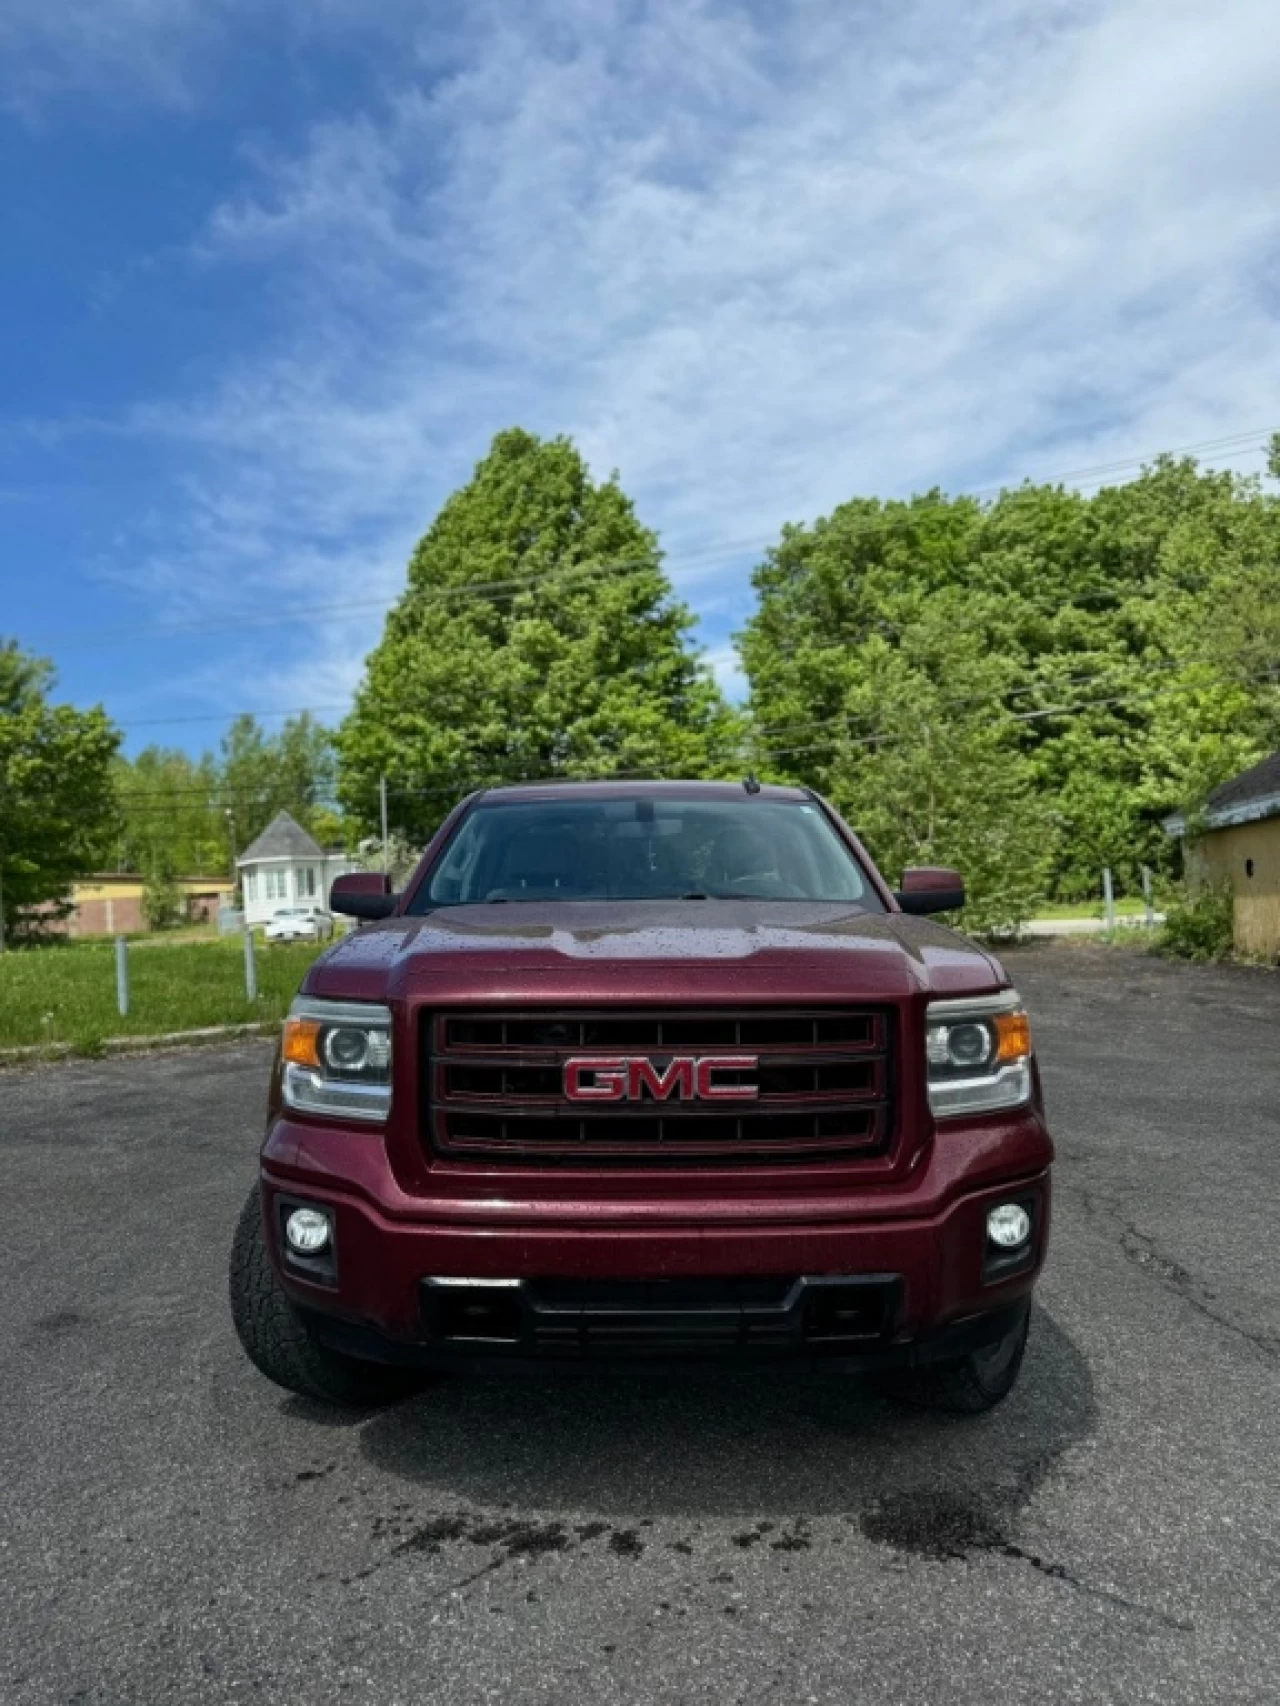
[891, 1303, 1031, 1415]
[228, 1185, 418, 1406]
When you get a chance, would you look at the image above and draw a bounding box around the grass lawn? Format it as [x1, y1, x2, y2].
[1035, 896, 1153, 920]
[0, 938, 327, 1052]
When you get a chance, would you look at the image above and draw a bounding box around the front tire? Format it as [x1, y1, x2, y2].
[228, 1185, 421, 1407]
[891, 1301, 1031, 1414]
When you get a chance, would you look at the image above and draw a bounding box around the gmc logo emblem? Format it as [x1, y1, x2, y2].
[564, 1055, 759, 1103]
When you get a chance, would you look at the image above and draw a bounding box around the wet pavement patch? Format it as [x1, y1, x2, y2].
[493, 1521, 570, 1558]
[732, 1522, 775, 1548]
[770, 1522, 812, 1553]
[393, 1512, 571, 1559]
[860, 1492, 1008, 1561]
[29, 1307, 92, 1339]
[395, 1514, 473, 1555]
[860, 1492, 1194, 1632]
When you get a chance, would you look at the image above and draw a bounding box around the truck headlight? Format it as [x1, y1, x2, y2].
[925, 991, 1032, 1118]
[281, 998, 393, 1122]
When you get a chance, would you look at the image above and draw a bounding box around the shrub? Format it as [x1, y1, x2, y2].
[142, 864, 186, 932]
[1153, 883, 1234, 962]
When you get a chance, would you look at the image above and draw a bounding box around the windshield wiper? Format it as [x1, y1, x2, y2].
[678, 890, 779, 901]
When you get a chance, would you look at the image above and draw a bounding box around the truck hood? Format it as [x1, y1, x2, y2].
[306, 901, 1006, 1007]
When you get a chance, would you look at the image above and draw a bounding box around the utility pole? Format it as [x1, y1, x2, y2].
[379, 776, 389, 876]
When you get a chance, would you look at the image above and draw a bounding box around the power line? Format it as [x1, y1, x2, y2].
[119, 703, 352, 730]
[34, 538, 764, 653]
[750, 670, 1279, 764]
[98, 561, 1280, 734]
[41, 646, 1280, 826]
[101, 644, 1258, 791]
[22, 425, 1277, 658]
[279, 658, 1280, 816]
[737, 651, 1252, 746]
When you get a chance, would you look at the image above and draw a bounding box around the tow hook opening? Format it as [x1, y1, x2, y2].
[424, 1280, 524, 1344]
[802, 1280, 896, 1344]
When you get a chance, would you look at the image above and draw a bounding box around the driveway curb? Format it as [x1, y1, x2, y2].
[0, 1020, 277, 1067]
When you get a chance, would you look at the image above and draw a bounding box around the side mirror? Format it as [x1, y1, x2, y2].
[894, 866, 965, 915]
[330, 872, 397, 921]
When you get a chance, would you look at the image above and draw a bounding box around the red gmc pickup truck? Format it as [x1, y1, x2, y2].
[230, 780, 1052, 1412]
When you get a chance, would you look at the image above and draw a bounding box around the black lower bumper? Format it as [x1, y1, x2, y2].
[299, 1276, 1029, 1377]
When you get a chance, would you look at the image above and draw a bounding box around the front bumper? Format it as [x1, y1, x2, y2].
[260, 1117, 1051, 1364]
[298, 1278, 1030, 1375]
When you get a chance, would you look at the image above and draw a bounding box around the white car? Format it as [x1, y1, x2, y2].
[263, 907, 330, 943]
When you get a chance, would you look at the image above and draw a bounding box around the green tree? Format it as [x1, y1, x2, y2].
[745, 573, 1055, 930]
[0, 642, 120, 942]
[111, 717, 341, 888]
[113, 747, 226, 877]
[739, 458, 1280, 917]
[218, 712, 339, 854]
[337, 429, 736, 838]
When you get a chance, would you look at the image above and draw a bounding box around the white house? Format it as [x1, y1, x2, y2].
[236, 810, 363, 927]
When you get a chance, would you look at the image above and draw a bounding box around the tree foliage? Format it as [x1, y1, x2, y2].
[739, 459, 1280, 926]
[111, 715, 340, 884]
[337, 429, 736, 840]
[113, 747, 226, 877]
[0, 642, 120, 941]
[217, 713, 339, 855]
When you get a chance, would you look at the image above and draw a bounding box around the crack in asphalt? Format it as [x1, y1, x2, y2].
[860, 1494, 1192, 1633]
[1118, 1224, 1280, 1362]
[1071, 1184, 1278, 1362]
[996, 1542, 1192, 1633]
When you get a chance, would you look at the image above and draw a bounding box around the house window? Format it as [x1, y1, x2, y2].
[244, 872, 256, 902]
[266, 869, 287, 901]
[301, 866, 316, 898]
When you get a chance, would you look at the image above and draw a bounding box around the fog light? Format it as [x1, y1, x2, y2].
[285, 1207, 331, 1255]
[987, 1202, 1032, 1249]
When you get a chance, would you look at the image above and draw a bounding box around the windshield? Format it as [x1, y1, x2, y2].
[415, 796, 879, 908]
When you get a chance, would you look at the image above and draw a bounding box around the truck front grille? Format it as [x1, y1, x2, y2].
[422, 1008, 893, 1166]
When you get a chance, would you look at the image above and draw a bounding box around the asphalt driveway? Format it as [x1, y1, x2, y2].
[1, 946, 1277, 1705]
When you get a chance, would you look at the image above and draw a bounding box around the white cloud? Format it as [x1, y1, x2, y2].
[0, 0, 234, 112]
[0, 0, 430, 114]
[45, 0, 1280, 722]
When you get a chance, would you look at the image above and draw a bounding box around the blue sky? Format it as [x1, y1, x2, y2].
[3, 0, 1279, 758]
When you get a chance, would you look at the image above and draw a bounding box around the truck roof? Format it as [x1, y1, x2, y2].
[474, 779, 813, 804]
